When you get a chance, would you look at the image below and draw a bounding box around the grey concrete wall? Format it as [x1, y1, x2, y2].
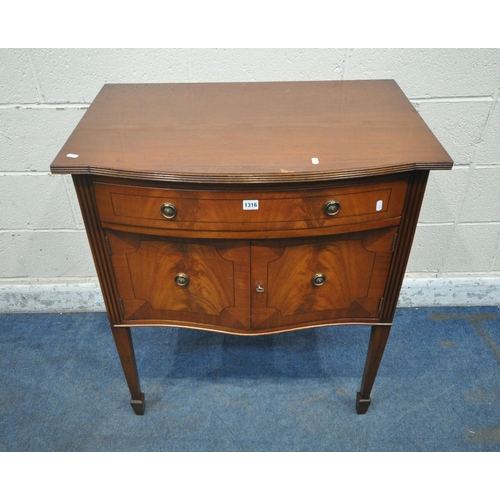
[1, 48, 499, 310]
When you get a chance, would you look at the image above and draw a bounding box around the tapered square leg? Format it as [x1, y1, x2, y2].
[356, 325, 391, 414]
[111, 326, 146, 415]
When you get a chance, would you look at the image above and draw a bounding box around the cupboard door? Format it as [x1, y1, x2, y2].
[107, 231, 251, 331]
[250, 227, 397, 331]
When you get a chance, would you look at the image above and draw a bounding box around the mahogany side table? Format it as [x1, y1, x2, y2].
[51, 80, 453, 414]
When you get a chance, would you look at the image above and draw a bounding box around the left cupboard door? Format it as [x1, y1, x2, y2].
[106, 230, 251, 332]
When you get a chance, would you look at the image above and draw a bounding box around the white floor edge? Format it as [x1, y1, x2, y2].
[1, 277, 499, 313]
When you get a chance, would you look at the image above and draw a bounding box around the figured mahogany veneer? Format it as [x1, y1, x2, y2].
[51, 81, 452, 415]
[93, 174, 408, 236]
[105, 226, 396, 332]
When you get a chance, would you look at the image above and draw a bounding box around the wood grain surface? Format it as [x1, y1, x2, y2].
[51, 81, 452, 183]
[107, 232, 251, 330]
[251, 228, 396, 331]
[92, 174, 408, 235]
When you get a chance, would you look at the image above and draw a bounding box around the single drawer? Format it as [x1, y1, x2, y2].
[93, 175, 408, 234]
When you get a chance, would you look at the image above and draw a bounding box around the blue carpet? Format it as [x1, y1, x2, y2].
[1, 307, 499, 451]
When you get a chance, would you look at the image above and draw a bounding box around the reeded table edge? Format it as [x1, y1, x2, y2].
[50, 161, 453, 184]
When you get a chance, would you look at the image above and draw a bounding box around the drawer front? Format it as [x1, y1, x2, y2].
[93, 176, 408, 234]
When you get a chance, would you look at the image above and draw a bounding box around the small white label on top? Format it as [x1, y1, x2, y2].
[376, 200, 383, 211]
[66, 153, 79, 158]
[311, 157, 319, 164]
[243, 200, 259, 210]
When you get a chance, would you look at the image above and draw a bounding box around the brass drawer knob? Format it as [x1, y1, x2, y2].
[323, 200, 340, 216]
[312, 273, 326, 287]
[160, 203, 177, 219]
[174, 273, 189, 287]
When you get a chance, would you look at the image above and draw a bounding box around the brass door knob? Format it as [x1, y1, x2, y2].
[323, 200, 340, 216]
[174, 273, 189, 286]
[161, 203, 177, 219]
[312, 273, 326, 286]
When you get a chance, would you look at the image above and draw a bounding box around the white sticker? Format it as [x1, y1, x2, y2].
[311, 157, 319, 164]
[376, 200, 383, 211]
[66, 153, 79, 158]
[243, 200, 259, 210]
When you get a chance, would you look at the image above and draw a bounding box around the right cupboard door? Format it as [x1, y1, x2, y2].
[250, 226, 398, 332]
